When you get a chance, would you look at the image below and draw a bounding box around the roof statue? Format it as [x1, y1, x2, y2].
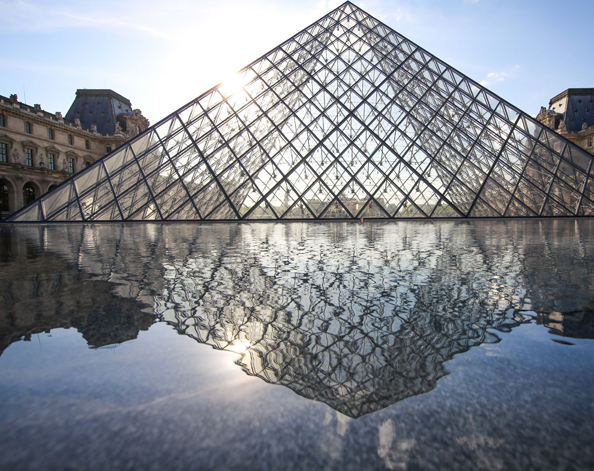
[8, 1, 594, 222]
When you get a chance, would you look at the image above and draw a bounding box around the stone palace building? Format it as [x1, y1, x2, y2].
[0, 89, 149, 219]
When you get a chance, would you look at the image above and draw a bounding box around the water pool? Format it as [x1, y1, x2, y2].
[1, 219, 593, 470]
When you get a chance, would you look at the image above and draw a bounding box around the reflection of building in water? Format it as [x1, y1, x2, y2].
[155, 222, 531, 418]
[534, 309, 594, 339]
[0, 227, 157, 356]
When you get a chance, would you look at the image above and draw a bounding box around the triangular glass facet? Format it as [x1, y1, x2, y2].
[7, 1, 594, 222]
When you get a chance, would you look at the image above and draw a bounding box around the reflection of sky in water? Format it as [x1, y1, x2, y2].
[1, 220, 594, 470]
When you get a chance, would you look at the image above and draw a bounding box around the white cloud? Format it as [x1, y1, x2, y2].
[481, 65, 521, 88]
[0, 0, 173, 38]
[0, 57, 129, 81]
[487, 72, 507, 81]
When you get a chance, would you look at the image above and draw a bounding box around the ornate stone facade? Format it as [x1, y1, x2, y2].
[536, 88, 594, 155]
[0, 90, 149, 219]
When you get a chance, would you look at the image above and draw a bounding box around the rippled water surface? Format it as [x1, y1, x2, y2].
[1, 220, 594, 470]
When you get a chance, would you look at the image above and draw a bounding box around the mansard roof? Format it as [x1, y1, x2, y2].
[550, 89, 594, 132]
[65, 89, 134, 134]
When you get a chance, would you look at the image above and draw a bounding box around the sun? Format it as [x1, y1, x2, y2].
[227, 338, 252, 354]
[219, 74, 245, 98]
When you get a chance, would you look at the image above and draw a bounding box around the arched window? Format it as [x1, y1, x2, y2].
[23, 183, 36, 205]
[0, 182, 9, 212]
[48, 184, 57, 191]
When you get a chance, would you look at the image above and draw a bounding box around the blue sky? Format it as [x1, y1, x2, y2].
[1, 0, 592, 125]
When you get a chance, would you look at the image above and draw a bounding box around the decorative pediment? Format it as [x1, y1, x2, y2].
[45, 145, 61, 154]
[0, 133, 15, 148]
[21, 140, 39, 150]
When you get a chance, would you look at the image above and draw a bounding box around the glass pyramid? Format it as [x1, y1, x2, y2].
[9, 2, 594, 222]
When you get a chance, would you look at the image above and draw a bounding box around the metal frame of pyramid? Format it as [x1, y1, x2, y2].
[8, 1, 594, 222]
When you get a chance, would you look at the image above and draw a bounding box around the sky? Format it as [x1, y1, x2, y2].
[1, 0, 592, 126]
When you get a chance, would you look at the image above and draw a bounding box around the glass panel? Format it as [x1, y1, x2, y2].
[432, 200, 460, 217]
[128, 202, 160, 220]
[118, 181, 153, 219]
[74, 164, 105, 196]
[79, 178, 116, 219]
[42, 183, 73, 219]
[513, 179, 546, 214]
[104, 147, 134, 176]
[91, 200, 123, 221]
[469, 198, 501, 217]
[110, 161, 144, 196]
[51, 201, 82, 221]
[168, 199, 201, 220]
[12, 203, 41, 222]
[504, 197, 536, 217]
[246, 199, 278, 219]
[540, 196, 573, 216]
[478, 178, 512, 215]
[152, 180, 191, 218]
[563, 144, 593, 174]
[320, 199, 351, 218]
[578, 196, 594, 216]
[547, 179, 580, 214]
[283, 200, 314, 219]
[394, 199, 425, 218]
[193, 181, 228, 218]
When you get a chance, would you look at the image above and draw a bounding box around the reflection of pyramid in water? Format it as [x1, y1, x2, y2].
[9, 2, 594, 222]
[155, 223, 529, 418]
